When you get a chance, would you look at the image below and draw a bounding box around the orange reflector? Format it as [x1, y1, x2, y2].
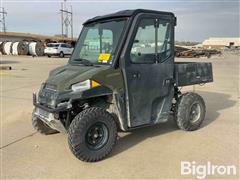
[91, 80, 100, 88]
[98, 53, 111, 61]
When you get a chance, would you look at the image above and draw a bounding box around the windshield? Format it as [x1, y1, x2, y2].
[70, 19, 126, 65]
[47, 44, 60, 47]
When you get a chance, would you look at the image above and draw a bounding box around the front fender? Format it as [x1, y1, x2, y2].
[56, 86, 112, 105]
[81, 86, 112, 99]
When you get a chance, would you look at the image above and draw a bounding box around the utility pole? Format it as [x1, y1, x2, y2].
[60, 0, 73, 39]
[0, 7, 7, 33]
[61, 3, 64, 37]
[70, 5, 73, 39]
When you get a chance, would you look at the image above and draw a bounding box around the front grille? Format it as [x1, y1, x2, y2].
[37, 108, 50, 118]
[45, 83, 57, 91]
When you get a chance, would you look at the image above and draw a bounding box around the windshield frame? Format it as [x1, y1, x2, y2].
[69, 17, 128, 66]
[47, 43, 60, 47]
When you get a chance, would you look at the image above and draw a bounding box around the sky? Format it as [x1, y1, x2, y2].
[1, 0, 239, 41]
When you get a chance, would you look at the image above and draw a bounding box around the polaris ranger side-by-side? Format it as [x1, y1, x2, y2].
[32, 9, 213, 162]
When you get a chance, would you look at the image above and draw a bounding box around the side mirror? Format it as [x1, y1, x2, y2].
[133, 40, 139, 43]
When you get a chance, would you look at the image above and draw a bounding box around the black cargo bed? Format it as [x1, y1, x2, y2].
[174, 62, 213, 86]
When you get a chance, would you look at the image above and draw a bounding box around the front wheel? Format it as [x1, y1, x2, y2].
[175, 92, 206, 131]
[68, 107, 117, 162]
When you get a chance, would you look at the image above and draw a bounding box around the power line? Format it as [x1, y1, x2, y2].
[0, 7, 7, 33]
[60, 0, 73, 39]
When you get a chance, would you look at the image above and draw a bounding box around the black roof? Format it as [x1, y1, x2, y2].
[83, 9, 175, 25]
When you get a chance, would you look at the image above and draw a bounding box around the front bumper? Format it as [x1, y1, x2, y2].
[32, 108, 66, 133]
[32, 93, 72, 133]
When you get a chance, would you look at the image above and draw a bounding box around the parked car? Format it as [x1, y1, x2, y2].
[44, 43, 73, 58]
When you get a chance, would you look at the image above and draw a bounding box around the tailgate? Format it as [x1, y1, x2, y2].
[174, 62, 213, 86]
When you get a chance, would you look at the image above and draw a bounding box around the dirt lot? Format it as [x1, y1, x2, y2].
[1, 54, 239, 179]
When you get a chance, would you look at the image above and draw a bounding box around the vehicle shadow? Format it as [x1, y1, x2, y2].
[197, 91, 236, 128]
[110, 117, 178, 158]
[110, 91, 236, 157]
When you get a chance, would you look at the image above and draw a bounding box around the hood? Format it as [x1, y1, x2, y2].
[46, 64, 110, 91]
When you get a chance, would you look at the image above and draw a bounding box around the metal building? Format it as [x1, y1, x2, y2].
[202, 37, 240, 49]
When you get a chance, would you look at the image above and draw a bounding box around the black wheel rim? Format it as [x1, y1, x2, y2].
[189, 103, 201, 123]
[85, 122, 108, 150]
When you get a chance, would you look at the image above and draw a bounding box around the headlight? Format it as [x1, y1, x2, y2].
[71, 80, 100, 92]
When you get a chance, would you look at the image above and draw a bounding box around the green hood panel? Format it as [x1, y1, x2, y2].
[46, 64, 124, 91]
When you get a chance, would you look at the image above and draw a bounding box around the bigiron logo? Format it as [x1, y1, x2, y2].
[181, 161, 237, 179]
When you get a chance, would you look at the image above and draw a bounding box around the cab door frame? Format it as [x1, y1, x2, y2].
[120, 12, 176, 128]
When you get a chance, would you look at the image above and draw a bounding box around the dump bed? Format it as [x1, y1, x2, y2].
[174, 62, 213, 86]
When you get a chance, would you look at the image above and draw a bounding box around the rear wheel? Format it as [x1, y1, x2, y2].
[32, 116, 58, 135]
[47, 54, 51, 58]
[59, 51, 64, 58]
[206, 52, 211, 58]
[175, 92, 206, 131]
[68, 107, 117, 162]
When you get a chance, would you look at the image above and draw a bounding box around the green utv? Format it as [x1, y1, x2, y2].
[32, 9, 213, 162]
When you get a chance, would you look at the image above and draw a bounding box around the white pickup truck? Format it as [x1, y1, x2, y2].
[44, 43, 73, 58]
